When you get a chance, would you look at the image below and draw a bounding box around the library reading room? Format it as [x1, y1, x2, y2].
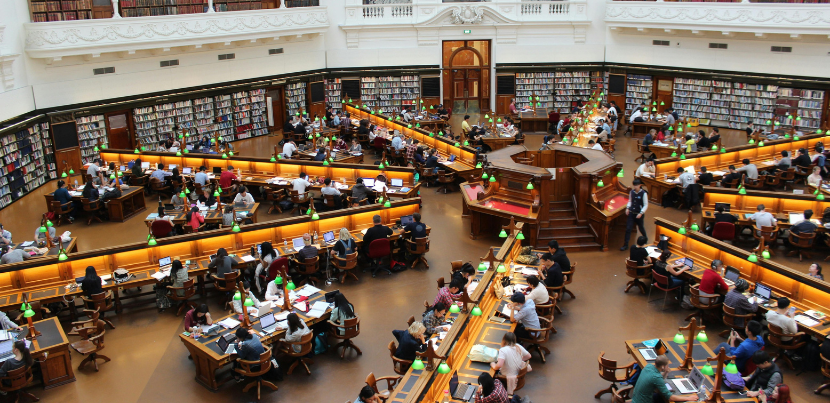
[2, 1, 830, 402]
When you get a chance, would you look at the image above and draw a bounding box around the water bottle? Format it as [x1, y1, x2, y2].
[442, 390, 450, 403]
[720, 266, 725, 278]
[283, 239, 287, 249]
[74, 179, 78, 189]
[313, 231, 318, 244]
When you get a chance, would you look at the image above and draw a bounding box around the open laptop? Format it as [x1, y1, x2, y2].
[390, 178, 403, 187]
[714, 202, 730, 212]
[673, 257, 694, 270]
[638, 339, 667, 361]
[182, 167, 192, 175]
[400, 215, 414, 226]
[119, 165, 126, 172]
[213, 167, 222, 175]
[258, 312, 279, 334]
[292, 237, 305, 250]
[670, 366, 705, 394]
[362, 178, 375, 187]
[751, 283, 773, 304]
[449, 154, 457, 162]
[0, 341, 14, 362]
[186, 144, 194, 151]
[723, 266, 741, 286]
[141, 162, 150, 169]
[169, 164, 177, 170]
[164, 203, 176, 211]
[159, 256, 172, 271]
[216, 333, 237, 355]
[449, 372, 476, 402]
[322, 231, 336, 245]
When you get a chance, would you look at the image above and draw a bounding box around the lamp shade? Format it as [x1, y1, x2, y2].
[58, 251, 68, 261]
[437, 362, 451, 374]
[471, 306, 482, 316]
[383, 200, 392, 208]
[725, 363, 739, 374]
[148, 236, 158, 246]
[673, 332, 686, 344]
[39, 225, 47, 233]
[47, 220, 53, 227]
[233, 291, 242, 301]
[597, 180, 604, 187]
[701, 363, 715, 376]
[411, 358, 425, 370]
[738, 188, 747, 195]
[679, 154, 686, 160]
[526, 182, 534, 190]
[819, 193, 826, 201]
[323, 160, 329, 166]
[286, 281, 296, 290]
[231, 223, 241, 232]
[678, 227, 687, 235]
[617, 169, 624, 178]
[270, 156, 277, 162]
[477, 262, 486, 271]
[23, 308, 35, 318]
[312, 212, 319, 220]
[762, 250, 771, 259]
[712, 145, 718, 150]
[475, 162, 482, 169]
[691, 223, 700, 231]
[516, 231, 525, 240]
[671, 152, 677, 157]
[179, 191, 186, 198]
[748, 254, 758, 262]
[696, 330, 708, 343]
[449, 304, 460, 313]
[176, 151, 182, 156]
[61, 172, 67, 178]
[222, 153, 228, 158]
[498, 229, 508, 238]
[93, 146, 99, 152]
[69, 169, 75, 174]
[275, 276, 283, 285]
[482, 172, 489, 179]
[758, 141, 764, 147]
[497, 264, 506, 273]
[243, 297, 254, 307]
[489, 176, 496, 183]
[135, 148, 140, 154]
[213, 190, 220, 197]
[720, 147, 727, 153]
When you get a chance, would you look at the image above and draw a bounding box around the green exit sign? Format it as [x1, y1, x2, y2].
[463, 30, 471, 34]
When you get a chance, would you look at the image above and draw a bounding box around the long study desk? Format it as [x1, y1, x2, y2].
[700, 186, 830, 233]
[144, 203, 260, 227]
[23, 317, 76, 388]
[0, 238, 78, 266]
[180, 283, 331, 391]
[0, 199, 421, 318]
[518, 108, 548, 135]
[44, 186, 146, 222]
[654, 218, 830, 339]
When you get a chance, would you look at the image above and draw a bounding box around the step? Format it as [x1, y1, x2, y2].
[548, 217, 577, 226]
[536, 238, 602, 251]
[549, 208, 576, 218]
[539, 226, 592, 236]
[548, 201, 573, 208]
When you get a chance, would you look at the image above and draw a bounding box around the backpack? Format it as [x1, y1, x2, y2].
[622, 363, 641, 386]
[723, 369, 745, 390]
[313, 332, 328, 355]
[801, 340, 822, 372]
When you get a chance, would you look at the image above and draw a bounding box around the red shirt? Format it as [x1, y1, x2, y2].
[219, 170, 237, 189]
[183, 309, 199, 330]
[189, 212, 204, 231]
[699, 269, 728, 295]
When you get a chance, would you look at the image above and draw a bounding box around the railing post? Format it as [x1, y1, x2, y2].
[207, 0, 215, 13]
[111, 0, 122, 18]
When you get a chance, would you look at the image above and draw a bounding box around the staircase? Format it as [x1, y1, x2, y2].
[536, 201, 602, 251]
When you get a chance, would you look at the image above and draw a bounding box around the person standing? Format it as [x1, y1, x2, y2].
[621, 178, 648, 251]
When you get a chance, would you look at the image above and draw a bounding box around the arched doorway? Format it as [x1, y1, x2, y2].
[443, 41, 490, 115]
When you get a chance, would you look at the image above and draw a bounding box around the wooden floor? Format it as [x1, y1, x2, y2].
[5, 125, 828, 403]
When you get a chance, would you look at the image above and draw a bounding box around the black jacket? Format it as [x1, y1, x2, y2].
[392, 329, 425, 361]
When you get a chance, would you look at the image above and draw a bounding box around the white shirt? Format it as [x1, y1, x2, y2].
[635, 163, 654, 178]
[321, 185, 340, 196]
[528, 284, 549, 306]
[282, 142, 296, 159]
[87, 164, 100, 178]
[293, 178, 312, 194]
[629, 109, 642, 123]
[591, 143, 603, 151]
[233, 193, 254, 204]
[765, 310, 797, 341]
[372, 181, 388, 192]
[264, 281, 283, 301]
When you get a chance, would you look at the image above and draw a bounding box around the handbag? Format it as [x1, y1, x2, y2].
[468, 344, 498, 363]
[723, 369, 745, 390]
[113, 268, 134, 284]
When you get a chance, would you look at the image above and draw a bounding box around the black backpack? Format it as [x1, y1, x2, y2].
[801, 340, 822, 372]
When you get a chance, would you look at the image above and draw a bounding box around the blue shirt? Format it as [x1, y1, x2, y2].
[237, 336, 265, 362]
[391, 136, 403, 150]
[194, 172, 208, 186]
[54, 187, 72, 206]
[733, 336, 764, 372]
[512, 300, 540, 330]
[150, 170, 167, 182]
[332, 116, 341, 125]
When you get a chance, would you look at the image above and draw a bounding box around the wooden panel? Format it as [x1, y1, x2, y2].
[42, 349, 74, 388]
[496, 95, 513, 115]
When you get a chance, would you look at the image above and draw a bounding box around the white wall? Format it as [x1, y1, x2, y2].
[0, 0, 34, 121]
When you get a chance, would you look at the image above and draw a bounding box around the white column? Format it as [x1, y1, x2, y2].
[207, 0, 215, 13]
[111, 0, 122, 18]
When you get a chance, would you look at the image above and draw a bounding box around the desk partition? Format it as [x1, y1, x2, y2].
[654, 218, 830, 338]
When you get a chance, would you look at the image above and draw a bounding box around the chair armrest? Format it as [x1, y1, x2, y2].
[376, 375, 402, 390]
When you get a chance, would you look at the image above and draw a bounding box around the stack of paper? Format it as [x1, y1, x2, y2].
[240, 255, 256, 263]
[795, 314, 819, 327]
[151, 271, 168, 281]
[296, 285, 321, 297]
[293, 301, 308, 312]
[307, 301, 330, 318]
[501, 304, 514, 317]
[218, 318, 241, 329]
[275, 311, 290, 321]
[520, 268, 539, 276]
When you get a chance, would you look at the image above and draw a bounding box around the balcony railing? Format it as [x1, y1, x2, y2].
[346, 0, 583, 26]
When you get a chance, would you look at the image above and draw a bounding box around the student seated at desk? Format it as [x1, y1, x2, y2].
[715, 320, 765, 373]
[653, 251, 689, 296]
[285, 313, 312, 353]
[724, 279, 757, 328]
[186, 206, 205, 232]
[700, 260, 730, 304]
[233, 186, 255, 205]
[331, 228, 357, 267]
[34, 224, 56, 243]
[351, 178, 372, 204]
[320, 178, 346, 209]
[673, 167, 695, 190]
[546, 239, 570, 276]
[764, 151, 792, 175]
[808, 166, 823, 187]
[737, 158, 759, 180]
[753, 204, 777, 234]
[424, 150, 440, 174]
[491, 332, 531, 395]
[208, 248, 234, 287]
[720, 165, 742, 187]
[348, 138, 362, 154]
[253, 242, 278, 293]
[0, 340, 33, 383]
[392, 322, 427, 362]
[363, 215, 393, 255]
[221, 205, 235, 227]
[526, 275, 548, 306]
[183, 304, 213, 335]
[0, 245, 31, 264]
[81, 266, 103, 301]
[684, 135, 695, 153]
[539, 253, 563, 288]
[0, 224, 11, 246]
[219, 166, 237, 192]
[296, 233, 318, 260]
[233, 327, 265, 382]
[507, 292, 539, 340]
[434, 278, 463, 310]
[355, 385, 380, 403]
[53, 180, 77, 223]
[475, 372, 509, 403]
[82, 180, 99, 202]
[629, 236, 652, 270]
[696, 129, 711, 151]
[150, 163, 173, 186]
[421, 302, 448, 336]
[630, 355, 698, 402]
[313, 147, 327, 161]
[588, 140, 603, 151]
[452, 264, 477, 291]
[809, 263, 824, 281]
[232, 281, 264, 314]
[293, 173, 312, 197]
[282, 139, 297, 160]
[635, 159, 655, 178]
[765, 297, 798, 342]
[790, 209, 817, 235]
[705, 204, 738, 235]
[697, 166, 713, 186]
[330, 292, 356, 336]
[743, 351, 783, 399]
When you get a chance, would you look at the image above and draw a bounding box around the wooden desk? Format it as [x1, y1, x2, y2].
[654, 218, 830, 338]
[630, 121, 664, 138]
[23, 317, 76, 389]
[44, 186, 147, 223]
[648, 142, 681, 160]
[625, 336, 757, 402]
[0, 199, 420, 318]
[481, 133, 516, 152]
[700, 187, 830, 233]
[0, 238, 79, 265]
[179, 284, 331, 390]
[144, 203, 260, 227]
[295, 149, 364, 164]
[386, 229, 524, 403]
[518, 108, 549, 135]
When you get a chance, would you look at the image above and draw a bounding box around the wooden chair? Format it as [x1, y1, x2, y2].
[347, 196, 367, 208]
[765, 170, 786, 190]
[150, 177, 172, 196]
[405, 237, 430, 270]
[193, 182, 205, 198]
[778, 168, 796, 190]
[744, 176, 767, 191]
[816, 355, 830, 395]
[233, 347, 278, 400]
[81, 291, 116, 329]
[290, 190, 311, 216]
[292, 256, 321, 287]
[752, 225, 779, 256]
[624, 259, 651, 294]
[365, 372, 401, 403]
[50, 200, 74, 226]
[787, 231, 816, 261]
[323, 194, 338, 211]
[535, 297, 557, 334]
[684, 285, 722, 325]
[417, 164, 436, 188]
[333, 252, 359, 284]
[213, 271, 240, 310]
[605, 138, 616, 157]
[495, 365, 528, 393]
[595, 351, 639, 398]
[517, 316, 553, 363]
[635, 140, 647, 162]
[721, 176, 741, 189]
[406, 315, 415, 327]
[436, 277, 445, 290]
[794, 165, 811, 185]
[130, 175, 148, 188]
[81, 197, 104, 225]
[544, 285, 564, 315]
[450, 260, 463, 273]
[182, 219, 207, 234]
[435, 170, 456, 194]
[69, 320, 110, 371]
[767, 323, 806, 370]
[388, 341, 412, 375]
[0, 365, 38, 403]
[264, 188, 285, 214]
[611, 385, 634, 403]
[327, 317, 362, 359]
[719, 304, 756, 338]
[278, 332, 314, 375]
[561, 261, 576, 300]
[647, 270, 681, 311]
[167, 278, 196, 316]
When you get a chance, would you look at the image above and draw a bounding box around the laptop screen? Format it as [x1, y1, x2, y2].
[689, 367, 704, 389]
[391, 178, 403, 187]
[714, 202, 730, 212]
[182, 167, 192, 174]
[213, 167, 222, 175]
[449, 372, 459, 395]
[292, 237, 305, 250]
[724, 267, 740, 283]
[323, 231, 335, 243]
[119, 165, 126, 171]
[217, 335, 230, 352]
[401, 215, 414, 226]
[169, 164, 177, 170]
[683, 258, 693, 270]
[159, 256, 172, 268]
[259, 313, 276, 329]
[362, 178, 375, 187]
[449, 155, 457, 162]
[755, 283, 772, 299]
[141, 162, 150, 169]
[0, 341, 13, 356]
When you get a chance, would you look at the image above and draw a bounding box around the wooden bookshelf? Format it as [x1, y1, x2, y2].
[778, 88, 824, 130]
[214, 94, 234, 143]
[29, 0, 92, 22]
[286, 82, 306, 117]
[193, 96, 216, 141]
[119, 0, 207, 17]
[625, 74, 653, 117]
[359, 75, 420, 114]
[76, 114, 107, 165]
[132, 106, 158, 149]
[212, 0, 261, 12]
[41, 122, 57, 180]
[515, 72, 553, 110]
[325, 78, 342, 114]
[231, 89, 267, 141]
[0, 120, 51, 209]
